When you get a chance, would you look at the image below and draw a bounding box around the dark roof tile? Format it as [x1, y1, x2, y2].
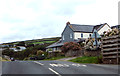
[94, 25, 101, 30]
[69, 24, 94, 33]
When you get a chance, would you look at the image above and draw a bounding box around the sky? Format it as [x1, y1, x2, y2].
[0, 0, 119, 44]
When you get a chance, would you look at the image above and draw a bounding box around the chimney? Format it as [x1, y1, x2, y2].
[66, 21, 70, 25]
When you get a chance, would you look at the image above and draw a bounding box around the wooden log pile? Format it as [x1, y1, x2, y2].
[101, 28, 120, 64]
[102, 28, 120, 37]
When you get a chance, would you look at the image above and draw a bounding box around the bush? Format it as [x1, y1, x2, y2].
[36, 50, 44, 56]
[17, 41, 25, 46]
[97, 56, 103, 63]
[2, 48, 14, 57]
[47, 48, 53, 52]
[24, 57, 29, 60]
[61, 42, 82, 53]
[33, 45, 47, 51]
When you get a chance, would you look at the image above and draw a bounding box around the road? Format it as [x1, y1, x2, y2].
[0, 61, 2, 76]
[2, 60, 119, 76]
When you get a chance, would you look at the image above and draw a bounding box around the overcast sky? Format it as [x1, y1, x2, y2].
[0, 0, 119, 44]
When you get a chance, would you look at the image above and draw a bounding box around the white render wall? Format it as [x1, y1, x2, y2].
[98, 24, 111, 35]
[74, 32, 92, 39]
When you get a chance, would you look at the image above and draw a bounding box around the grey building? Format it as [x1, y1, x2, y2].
[46, 22, 111, 52]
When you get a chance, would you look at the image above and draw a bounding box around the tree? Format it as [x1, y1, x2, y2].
[33, 45, 47, 51]
[17, 41, 25, 46]
[61, 42, 82, 53]
[36, 50, 43, 56]
[26, 43, 34, 48]
[16, 47, 20, 50]
[2, 48, 14, 57]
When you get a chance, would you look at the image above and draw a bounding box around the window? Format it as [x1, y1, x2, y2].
[63, 35, 64, 40]
[118, 25, 120, 29]
[70, 33, 72, 38]
[81, 33, 83, 38]
[53, 48, 56, 51]
[89, 34, 91, 37]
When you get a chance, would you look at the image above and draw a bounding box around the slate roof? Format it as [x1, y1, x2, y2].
[46, 41, 64, 48]
[93, 25, 101, 31]
[69, 24, 94, 33]
[46, 38, 85, 48]
[96, 23, 108, 31]
[46, 43, 64, 48]
[69, 23, 108, 33]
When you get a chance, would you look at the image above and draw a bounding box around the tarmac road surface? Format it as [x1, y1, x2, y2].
[2, 60, 119, 76]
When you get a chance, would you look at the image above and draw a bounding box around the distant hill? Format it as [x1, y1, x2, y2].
[1, 37, 61, 46]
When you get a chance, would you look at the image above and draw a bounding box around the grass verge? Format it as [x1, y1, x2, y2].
[69, 56, 102, 64]
[0, 57, 10, 61]
[23, 56, 66, 61]
[44, 56, 66, 60]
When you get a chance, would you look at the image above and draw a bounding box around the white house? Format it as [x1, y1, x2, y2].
[46, 22, 111, 52]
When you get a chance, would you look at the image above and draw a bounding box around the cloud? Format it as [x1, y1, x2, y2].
[0, 0, 119, 43]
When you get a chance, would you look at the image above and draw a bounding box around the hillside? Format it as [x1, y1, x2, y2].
[1, 37, 61, 60]
[1, 37, 61, 47]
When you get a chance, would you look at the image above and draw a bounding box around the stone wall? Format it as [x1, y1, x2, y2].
[103, 58, 119, 64]
[65, 50, 82, 57]
[48, 52, 64, 58]
[84, 50, 101, 56]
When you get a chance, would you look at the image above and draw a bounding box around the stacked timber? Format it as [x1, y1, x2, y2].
[101, 35, 120, 64]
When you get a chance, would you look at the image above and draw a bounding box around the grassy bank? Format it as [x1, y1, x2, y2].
[0, 57, 10, 61]
[69, 56, 102, 64]
[0, 57, 2, 61]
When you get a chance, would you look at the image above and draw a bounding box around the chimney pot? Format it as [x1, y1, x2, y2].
[66, 21, 70, 25]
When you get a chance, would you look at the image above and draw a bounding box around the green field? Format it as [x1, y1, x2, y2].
[2, 37, 61, 45]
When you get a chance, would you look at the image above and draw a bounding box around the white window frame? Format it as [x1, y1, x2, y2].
[63, 35, 64, 40]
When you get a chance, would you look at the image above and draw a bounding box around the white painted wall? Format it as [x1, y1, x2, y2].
[74, 32, 81, 39]
[53, 48, 56, 52]
[83, 33, 92, 38]
[98, 24, 111, 35]
[74, 32, 92, 39]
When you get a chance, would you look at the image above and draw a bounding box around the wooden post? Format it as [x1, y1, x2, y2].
[95, 32, 98, 47]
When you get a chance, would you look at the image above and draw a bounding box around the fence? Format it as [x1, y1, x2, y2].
[101, 35, 120, 64]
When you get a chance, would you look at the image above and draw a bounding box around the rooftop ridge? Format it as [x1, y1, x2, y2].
[70, 24, 95, 26]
